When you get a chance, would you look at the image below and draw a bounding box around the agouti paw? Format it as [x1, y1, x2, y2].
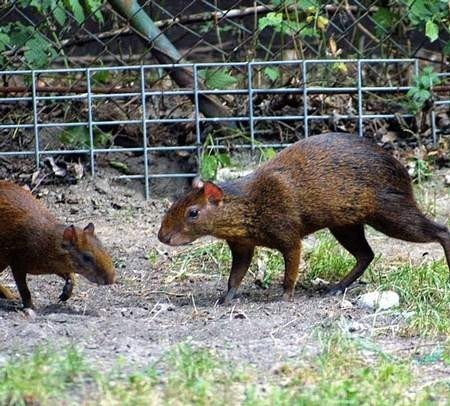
[23, 308, 36, 320]
[282, 292, 294, 302]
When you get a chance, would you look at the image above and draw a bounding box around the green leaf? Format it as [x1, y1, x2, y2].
[53, 5, 67, 26]
[425, 20, 439, 42]
[443, 41, 450, 55]
[258, 12, 283, 31]
[372, 7, 398, 36]
[84, 0, 105, 23]
[202, 68, 237, 90]
[0, 32, 10, 53]
[200, 155, 218, 180]
[92, 70, 111, 84]
[59, 126, 90, 148]
[24, 37, 56, 68]
[261, 147, 277, 161]
[66, 0, 85, 24]
[297, 0, 319, 10]
[264, 67, 280, 82]
[216, 153, 232, 167]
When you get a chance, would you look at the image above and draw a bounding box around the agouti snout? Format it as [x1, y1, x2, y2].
[0, 181, 116, 309]
[159, 132, 450, 304]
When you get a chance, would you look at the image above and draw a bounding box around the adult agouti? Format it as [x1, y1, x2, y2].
[158, 132, 450, 304]
[0, 180, 116, 309]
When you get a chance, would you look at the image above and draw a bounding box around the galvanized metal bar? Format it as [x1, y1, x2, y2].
[141, 66, 150, 199]
[193, 64, 202, 176]
[248, 62, 255, 152]
[86, 68, 95, 175]
[31, 71, 40, 166]
[357, 60, 363, 137]
[302, 60, 308, 138]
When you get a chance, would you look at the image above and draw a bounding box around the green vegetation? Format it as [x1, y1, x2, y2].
[302, 231, 356, 284]
[368, 259, 450, 336]
[0, 346, 89, 405]
[2, 334, 449, 405]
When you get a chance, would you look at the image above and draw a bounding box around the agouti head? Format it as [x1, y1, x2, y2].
[158, 178, 224, 246]
[62, 222, 116, 285]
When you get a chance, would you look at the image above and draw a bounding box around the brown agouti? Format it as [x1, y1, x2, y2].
[0, 180, 116, 309]
[158, 132, 450, 304]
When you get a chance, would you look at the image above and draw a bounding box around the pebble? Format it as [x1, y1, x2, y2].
[357, 290, 399, 310]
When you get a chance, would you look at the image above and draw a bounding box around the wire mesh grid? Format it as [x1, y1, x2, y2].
[2, 58, 448, 199]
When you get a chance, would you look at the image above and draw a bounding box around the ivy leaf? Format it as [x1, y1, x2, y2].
[425, 20, 439, 42]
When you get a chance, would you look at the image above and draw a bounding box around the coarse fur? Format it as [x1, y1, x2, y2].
[0, 181, 116, 309]
[158, 132, 450, 304]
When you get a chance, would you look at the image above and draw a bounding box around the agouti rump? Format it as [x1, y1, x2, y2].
[158, 132, 450, 304]
[0, 181, 116, 309]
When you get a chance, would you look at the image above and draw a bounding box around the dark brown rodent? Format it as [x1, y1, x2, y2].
[0, 180, 116, 309]
[158, 132, 450, 304]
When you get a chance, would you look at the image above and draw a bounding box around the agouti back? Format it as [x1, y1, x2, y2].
[158, 132, 450, 304]
[0, 181, 116, 309]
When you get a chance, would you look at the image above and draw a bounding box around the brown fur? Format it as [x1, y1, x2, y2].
[0, 181, 116, 309]
[158, 132, 450, 303]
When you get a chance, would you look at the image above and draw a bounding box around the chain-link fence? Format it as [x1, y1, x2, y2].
[1, 1, 449, 197]
[1, 1, 449, 70]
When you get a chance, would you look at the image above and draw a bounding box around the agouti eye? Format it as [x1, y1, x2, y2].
[187, 208, 199, 219]
[82, 253, 93, 263]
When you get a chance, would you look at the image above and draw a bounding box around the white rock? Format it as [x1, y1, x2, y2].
[445, 173, 450, 187]
[339, 299, 353, 309]
[357, 291, 399, 310]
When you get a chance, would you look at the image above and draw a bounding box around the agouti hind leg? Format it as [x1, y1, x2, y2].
[370, 206, 450, 272]
[219, 241, 255, 305]
[327, 225, 374, 293]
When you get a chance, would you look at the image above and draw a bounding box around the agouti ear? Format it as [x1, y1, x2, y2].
[63, 225, 77, 244]
[84, 222, 95, 235]
[192, 176, 204, 190]
[203, 181, 224, 205]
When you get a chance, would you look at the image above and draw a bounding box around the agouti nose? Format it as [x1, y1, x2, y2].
[158, 229, 171, 244]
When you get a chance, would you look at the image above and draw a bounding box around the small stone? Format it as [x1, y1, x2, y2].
[358, 291, 399, 310]
[95, 178, 111, 195]
[339, 299, 353, 309]
[348, 321, 365, 332]
[444, 174, 450, 187]
[311, 277, 330, 286]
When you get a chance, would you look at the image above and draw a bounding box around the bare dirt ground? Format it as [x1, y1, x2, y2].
[1, 170, 450, 378]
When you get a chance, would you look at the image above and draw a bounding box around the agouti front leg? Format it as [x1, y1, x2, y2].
[219, 241, 255, 305]
[281, 242, 301, 301]
[59, 273, 75, 302]
[12, 268, 34, 309]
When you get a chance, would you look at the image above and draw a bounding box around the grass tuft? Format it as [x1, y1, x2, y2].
[0, 346, 89, 405]
[368, 258, 450, 335]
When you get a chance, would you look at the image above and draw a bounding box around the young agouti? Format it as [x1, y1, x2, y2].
[158, 132, 450, 304]
[0, 180, 116, 309]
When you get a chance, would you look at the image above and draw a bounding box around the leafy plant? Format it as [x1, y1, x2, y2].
[406, 67, 441, 114]
[200, 68, 238, 90]
[0, 0, 104, 68]
[59, 125, 112, 149]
